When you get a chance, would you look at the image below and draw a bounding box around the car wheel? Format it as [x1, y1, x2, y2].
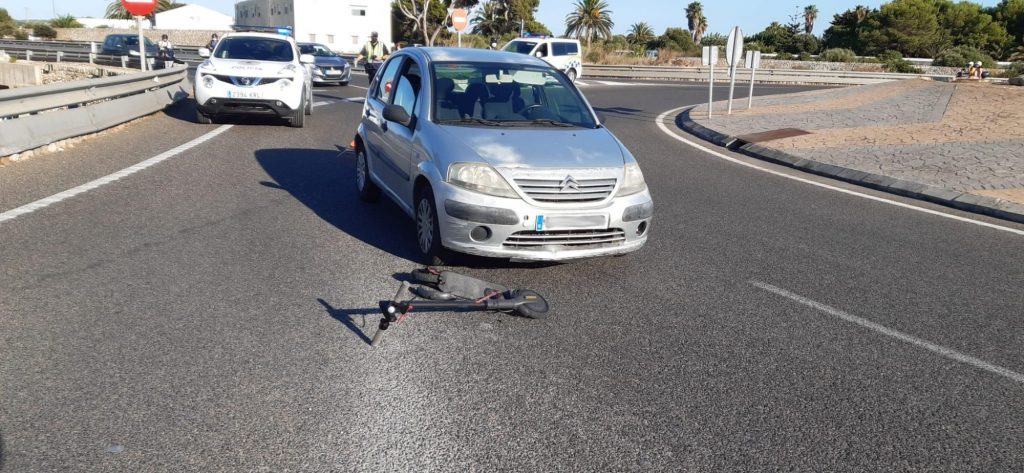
[567, 68, 578, 83]
[356, 148, 381, 202]
[415, 187, 447, 266]
[195, 109, 212, 124]
[339, 81, 349, 87]
[289, 100, 305, 128]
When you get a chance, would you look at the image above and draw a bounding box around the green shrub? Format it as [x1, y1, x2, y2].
[933, 46, 995, 68]
[13, 29, 27, 40]
[776, 52, 794, 60]
[1008, 62, 1024, 77]
[32, 23, 57, 39]
[798, 52, 812, 61]
[50, 14, 83, 28]
[585, 50, 601, 63]
[819, 48, 857, 63]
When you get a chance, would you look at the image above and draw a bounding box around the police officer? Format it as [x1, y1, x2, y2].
[356, 31, 390, 79]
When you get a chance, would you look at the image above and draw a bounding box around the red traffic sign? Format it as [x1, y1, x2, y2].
[451, 9, 469, 32]
[121, 0, 158, 16]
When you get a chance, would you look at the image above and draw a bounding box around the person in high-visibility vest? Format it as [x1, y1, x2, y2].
[356, 31, 390, 80]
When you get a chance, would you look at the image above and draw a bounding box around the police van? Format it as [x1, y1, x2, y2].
[502, 36, 583, 82]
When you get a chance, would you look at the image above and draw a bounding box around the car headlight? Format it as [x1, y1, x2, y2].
[278, 78, 293, 90]
[202, 74, 215, 88]
[618, 162, 647, 196]
[448, 163, 519, 199]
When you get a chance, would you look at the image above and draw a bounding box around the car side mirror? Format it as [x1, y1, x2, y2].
[535, 51, 544, 58]
[198, 47, 210, 58]
[299, 54, 315, 65]
[595, 111, 607, 125]
[383, 104, 413, 128]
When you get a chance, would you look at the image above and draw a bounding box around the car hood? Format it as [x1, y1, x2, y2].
[205, 58, 298, 77]
[436, 126, 625, 169]
[313, 56, 349, 67]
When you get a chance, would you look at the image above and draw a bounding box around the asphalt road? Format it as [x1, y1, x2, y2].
[1, 74, 1023, 472]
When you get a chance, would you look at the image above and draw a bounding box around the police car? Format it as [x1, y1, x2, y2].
[194, 26, 314, 127]
[502, 35, 584, 82]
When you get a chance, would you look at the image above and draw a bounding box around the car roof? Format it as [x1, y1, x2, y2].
[405, 47, 551, 68]
[221, 32, 295, 42]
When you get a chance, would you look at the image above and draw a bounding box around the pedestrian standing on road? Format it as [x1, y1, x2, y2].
[206, 33, 219, 52]
[157, 34, 182, 67]
[355, 31, 390, 80]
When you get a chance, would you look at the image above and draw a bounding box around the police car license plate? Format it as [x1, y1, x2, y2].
[227, 90, 261, 99]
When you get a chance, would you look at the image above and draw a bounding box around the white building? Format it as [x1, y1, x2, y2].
[234, 0, 392, 54]
[155, 4, 234, 31]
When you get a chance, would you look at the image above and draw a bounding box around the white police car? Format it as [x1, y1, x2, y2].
[194, 30, 314, 127]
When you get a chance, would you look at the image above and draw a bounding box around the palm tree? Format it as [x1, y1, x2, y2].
[471, 1, 506, 38]
[685, 2, 707, 45]
[564, 0, 614, 50]
[854, 5, 869, 24]
[803, 5, 818, 35]
[627, 22, 654, 45]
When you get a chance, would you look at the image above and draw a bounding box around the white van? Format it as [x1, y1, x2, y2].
[502, 37, 583, 82]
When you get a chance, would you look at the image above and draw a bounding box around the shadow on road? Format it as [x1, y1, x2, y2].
[254, 147, 422, 261]
[316, 298, 379, 346]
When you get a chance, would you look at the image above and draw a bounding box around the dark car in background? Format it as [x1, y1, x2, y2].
[297, 42, 351, 86]
[100, 34, 159, 58]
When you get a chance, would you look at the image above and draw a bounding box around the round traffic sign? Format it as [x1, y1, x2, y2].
[121, 0, 158, 16]
[451, 9, 469, 32]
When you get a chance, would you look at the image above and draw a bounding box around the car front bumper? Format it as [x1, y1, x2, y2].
[312, 67, 351, 84]
[436, 182, 652, 261]
[194, 72, 303, 116]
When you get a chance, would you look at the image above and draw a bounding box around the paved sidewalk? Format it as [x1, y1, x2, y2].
[683, 79, 1024, 221]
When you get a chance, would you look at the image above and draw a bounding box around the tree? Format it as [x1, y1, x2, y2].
[564, 0, 613, 49]
[627, 22, 655, 45]
[51, 14, 83, 28]
[822, 6, 876, 53]
[701, 32, 727, 46]
[936, 1, 1010, 58]
[0, 7, 17, 38]
[994, 0, 1024, 46]
[394, 0, 478, 46]
[685, 2, 707, 44]
[804, 5, 819, 34]
[471, 1, 507, 37]
[650, 27, 698, 53]
[872, 0, 945, 57]
[32, 23, 58, 39]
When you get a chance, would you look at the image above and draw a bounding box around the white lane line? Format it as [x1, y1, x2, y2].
[655, 106, 1024, 237]
[751, 281, 1024, 384]
[348, 84, 368, 90]
[0, 125, 233, 225]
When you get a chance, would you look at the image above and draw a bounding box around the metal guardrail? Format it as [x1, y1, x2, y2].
[584, 64, 956, 85]
[0, 65, 189, 156]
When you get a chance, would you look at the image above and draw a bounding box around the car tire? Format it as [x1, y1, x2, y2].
[356, 148, 381, 202]
[289, 101, 305, 128]
[567, 68, 578, 83]
[304, 87, 313, 116]
[195, 109, 212, 124]
[415, 186, 448, 266]
[339, 81, 349, 87]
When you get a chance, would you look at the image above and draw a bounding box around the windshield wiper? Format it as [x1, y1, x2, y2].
[438, 117, 505, 126]
[495, 119, 576, 128]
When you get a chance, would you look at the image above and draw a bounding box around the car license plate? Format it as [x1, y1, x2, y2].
[226, 90, 261, 99]
[326, 69, 341, 75]
[537, 214, 607, 231]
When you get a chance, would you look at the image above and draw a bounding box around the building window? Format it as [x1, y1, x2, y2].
[352, 36, 359, 45]
[351, 6, 367, 16]
[309, 34, 317, 42]
[327, 35, 335, 44]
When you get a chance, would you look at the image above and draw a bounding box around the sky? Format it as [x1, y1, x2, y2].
[3, 0, 1004, 37]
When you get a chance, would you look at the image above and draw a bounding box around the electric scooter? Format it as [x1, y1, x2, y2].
[371, 268, 551, 347]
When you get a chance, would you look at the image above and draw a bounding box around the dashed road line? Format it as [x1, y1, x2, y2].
[0, 125, 233, 225]
[751, 280, 1024, 385]
[655, 106, 1024, 237]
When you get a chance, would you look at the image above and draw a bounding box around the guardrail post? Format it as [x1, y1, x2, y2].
[146, 58, 155, 70]
[90, 42, 97, 54]
[89, 53, 95, 64]
[56, 51, 63, 63]
[26, 50, 32, 61]
[121, 56, 128, 68]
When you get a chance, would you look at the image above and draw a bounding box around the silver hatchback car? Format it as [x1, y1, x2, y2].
[354, 48, 653, 263]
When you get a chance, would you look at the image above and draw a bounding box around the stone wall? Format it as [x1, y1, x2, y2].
[0, 62, 43, 88]
[55, 28, 230, 47]
[666, 57, 960, 75]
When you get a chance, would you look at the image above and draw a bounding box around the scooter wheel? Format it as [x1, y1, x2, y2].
[512, 289, 550, 320]
[411, 268, 441, 286]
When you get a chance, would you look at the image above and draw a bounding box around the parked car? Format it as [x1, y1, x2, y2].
[502, 37, 583, 82]
[297, 42, 351, 86]
[354, 48, 652, 264]
[100, 34, 161, 66]
[193, 31, 314, 127]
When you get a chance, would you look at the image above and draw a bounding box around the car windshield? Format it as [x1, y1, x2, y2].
[502, 41, 537, 55]
[214, 37, 294, 62]
[432, 62, 596, 129]
[299, 43, 335, 56]
[123, 36, 156, 48]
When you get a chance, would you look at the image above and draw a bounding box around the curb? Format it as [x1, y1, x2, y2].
[676, 107, 1024, 225]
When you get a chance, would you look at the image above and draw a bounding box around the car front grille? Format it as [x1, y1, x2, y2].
[211, 75, 281, 87]
[514, 177, 617, 203]
[503, 229, 626, 249]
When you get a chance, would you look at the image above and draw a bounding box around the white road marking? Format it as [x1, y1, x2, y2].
[751, 281, 1024, 385]
[348, 84, 368, 90]
[0, 125, 233, 225]
[655, 106, 1024, 237]
[574, 80, 589, 87]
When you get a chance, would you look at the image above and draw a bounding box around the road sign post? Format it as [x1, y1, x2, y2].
[725, 26, 743, 115]
[121, 0, 158, 71]
[451, 8, 469, 47]
[701, 46, 719, 119]
[745, 50, 761, 110]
